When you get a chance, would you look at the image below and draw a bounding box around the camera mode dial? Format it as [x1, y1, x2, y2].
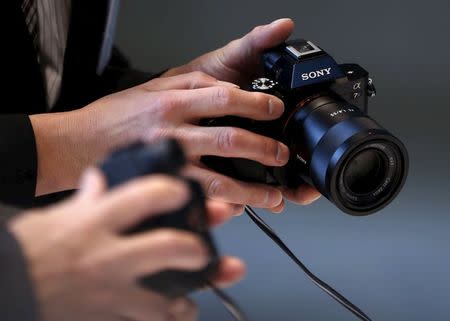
[251, 78, 277, 91]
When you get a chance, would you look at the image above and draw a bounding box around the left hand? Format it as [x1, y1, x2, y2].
[163, 18, 321, 211]
[10, 168, 245, 321]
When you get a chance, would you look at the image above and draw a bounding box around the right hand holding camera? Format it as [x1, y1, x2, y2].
[31, 72, 295, 211]
[9, 169, 245, 321]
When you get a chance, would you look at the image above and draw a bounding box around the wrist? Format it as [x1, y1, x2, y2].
[30, 112, 81, 195]
[29, 109, 106, 196]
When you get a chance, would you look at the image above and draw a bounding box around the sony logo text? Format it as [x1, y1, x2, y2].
[301, 67, 332, 81]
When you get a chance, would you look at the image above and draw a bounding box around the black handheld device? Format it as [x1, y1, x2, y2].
[99, 139, 219, 298]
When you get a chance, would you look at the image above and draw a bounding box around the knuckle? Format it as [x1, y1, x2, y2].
[216, 128, 240, 153]
[205, 176, 227, 198]
[160, 230, 198, 249]
[147, 175, 184, 192]
[75, 257, 104, 281]
[251, 25, 265, 34]
[191, 71, 214, 84]
[156, 230, 186, 250]
[212, 86, 233, 107]
[153, 93, 181, 119]
[227, 39, 239, 48]
[156, 230, 206, 261]
[262, 139, 278, 159]
[143, 126, 171, 144]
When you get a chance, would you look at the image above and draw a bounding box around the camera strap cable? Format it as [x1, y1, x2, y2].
[244, 205, 373, 321]
[207, 281, 248, 321]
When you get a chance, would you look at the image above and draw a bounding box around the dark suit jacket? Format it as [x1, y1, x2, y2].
[0, 2, 159, 320]
[0, 218, 37, 321]
[0, 0, 154, 208]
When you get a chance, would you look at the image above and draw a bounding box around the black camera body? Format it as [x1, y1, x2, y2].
[203, 39, 408, 216]
[100, 140, 219, 298]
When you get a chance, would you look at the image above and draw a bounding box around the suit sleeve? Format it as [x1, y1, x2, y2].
[0, 115, 37, 208]
[99, 47, 166, 93]
[0, 221, 39, 321]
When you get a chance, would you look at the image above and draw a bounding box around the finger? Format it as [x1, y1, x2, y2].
[208, 202, 245, 217]
[268, 198, 285, 214]
[184, 165, 283, 208]
[77, 167, 107, 200]
[230, 204, 245, 216]
[218, 18, 295, 74]
[119, 287, 171, 321]
[116, 229, 209, 278]
[241, 18, 295, 57]
[173, 125, 289, 166]
[141, 71, 238, 91]
[96, 175, 190, 232]
[205, 200, 235, 227]
[170, 298, 198, 321]
[169, 86, 284, 121]
[210, 256, 246, 288]
[282, 184, 322, 205]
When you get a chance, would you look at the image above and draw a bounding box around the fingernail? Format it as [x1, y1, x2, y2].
[309, 194, 322, 204]
[265, 190, 282, 207]
[270, 18, 291, 25]
[276, 143, 290, 163]
[217, 80, 240, 88]
[232, 204, 245, 216]
[268, 98, 284, 116]
[301, 192, 322, 205]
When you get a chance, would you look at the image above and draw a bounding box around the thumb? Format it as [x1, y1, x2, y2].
[243, 18, 295, 53]
[221, 18, 295, 70]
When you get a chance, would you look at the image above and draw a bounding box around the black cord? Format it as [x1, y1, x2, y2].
[244, 205, 373, 321]
[206, 281, 248, 321]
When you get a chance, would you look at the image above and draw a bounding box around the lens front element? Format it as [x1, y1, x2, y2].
[335, 141, 406, 214]
[343, 148, 387, 195]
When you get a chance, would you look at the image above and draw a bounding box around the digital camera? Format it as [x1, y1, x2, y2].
[203, 39, 409, 215]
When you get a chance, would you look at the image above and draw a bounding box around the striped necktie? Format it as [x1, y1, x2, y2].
[21, 0, 39, 53]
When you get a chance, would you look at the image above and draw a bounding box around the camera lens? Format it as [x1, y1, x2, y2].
[343, 148, 387, 195]
[286, 95, 408, 215]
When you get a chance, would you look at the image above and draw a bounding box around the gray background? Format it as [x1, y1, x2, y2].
[116, 1, 450, 320]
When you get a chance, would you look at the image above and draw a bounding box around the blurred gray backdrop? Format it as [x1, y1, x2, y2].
[115, 1, 450, 320]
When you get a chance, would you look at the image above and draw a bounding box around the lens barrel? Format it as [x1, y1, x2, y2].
[287, 95, 408, 215]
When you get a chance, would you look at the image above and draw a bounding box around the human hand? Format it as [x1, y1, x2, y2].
[162, 19, 321, 210]
[9, 169, 245, 321]
[163, 18, 294, 86]
[33, 72, 294, 210]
